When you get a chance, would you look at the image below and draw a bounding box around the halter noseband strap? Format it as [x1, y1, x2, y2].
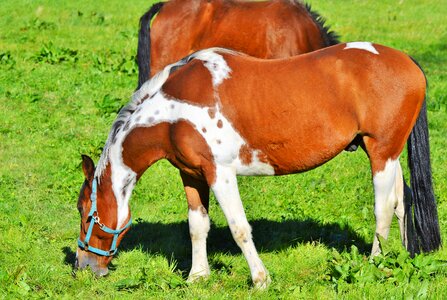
[77, 178, 132, 256]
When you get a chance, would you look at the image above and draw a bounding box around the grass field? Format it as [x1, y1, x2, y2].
[1, 0, 447, 298]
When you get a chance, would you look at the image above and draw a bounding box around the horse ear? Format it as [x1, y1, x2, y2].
[81, 155, 95, 181]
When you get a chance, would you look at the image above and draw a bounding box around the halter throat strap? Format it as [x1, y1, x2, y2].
[77, 178, 132, 256]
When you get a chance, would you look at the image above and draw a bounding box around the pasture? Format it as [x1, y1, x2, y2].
[1, 0, 447, 298]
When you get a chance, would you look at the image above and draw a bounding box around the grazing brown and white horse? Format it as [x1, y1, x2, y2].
[76, 42, 441, 288]
[137, 0, 339, 88]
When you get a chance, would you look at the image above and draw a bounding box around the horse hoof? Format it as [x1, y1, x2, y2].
[187, 269, 210, 283]
[253, 274, 271, 290]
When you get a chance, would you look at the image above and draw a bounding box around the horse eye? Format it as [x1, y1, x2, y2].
[77, 197, 85, 215]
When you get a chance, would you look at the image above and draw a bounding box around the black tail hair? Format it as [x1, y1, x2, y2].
[406, 58, 441, 255]
[137, 2, 165, 89]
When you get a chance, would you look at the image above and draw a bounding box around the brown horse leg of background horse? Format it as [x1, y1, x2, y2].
[180, 171, 211, 281]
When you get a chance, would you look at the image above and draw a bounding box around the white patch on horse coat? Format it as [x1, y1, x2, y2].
[195, 51, 232, 87]
[105, 132, 137, 228]
[371, 158, 400, 256]
[344, 42, 379, 55]
[130, 91, 275, 176]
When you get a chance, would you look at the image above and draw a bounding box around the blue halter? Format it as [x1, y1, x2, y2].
[77, 178, 132, 256]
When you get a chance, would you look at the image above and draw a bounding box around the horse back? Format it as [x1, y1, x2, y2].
[219, 43, 425, 133]
[161, 43, 426, 174]
[150, 0, 330, 76]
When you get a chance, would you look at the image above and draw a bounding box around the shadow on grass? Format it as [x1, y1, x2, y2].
[117, 218, 370, 272]
[62, 246, 77, 267]
[62, 218, 370, 273]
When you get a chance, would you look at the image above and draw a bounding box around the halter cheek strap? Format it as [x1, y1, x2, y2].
[77, 178, 132, 256]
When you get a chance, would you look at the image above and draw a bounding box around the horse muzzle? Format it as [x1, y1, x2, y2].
[75, 248, 109, 277]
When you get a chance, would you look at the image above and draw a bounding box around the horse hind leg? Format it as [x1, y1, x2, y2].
[370, 158, 401, 256]
[393, 161, 415, 252]
[210, 166, 270, 289]
[180, 171, 211, 282]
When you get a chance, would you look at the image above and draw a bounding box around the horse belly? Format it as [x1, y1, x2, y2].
[226, 109, 358, 176]
[218, 83, 360, 175]
[260, 137, 354, 175]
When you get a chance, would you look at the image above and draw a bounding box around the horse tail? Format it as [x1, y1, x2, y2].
[406, 61, 441, 255]
[137, 2, 165, 89]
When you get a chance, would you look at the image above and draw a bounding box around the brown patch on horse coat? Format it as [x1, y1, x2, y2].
[257, 151, 270, 165]
[162, 60, 215, 107]
[239, 144, 253, 165]
[150, 0, 329, 76]
[122, 123, 171, 177]
[217, 119, 223, 128]
[168, 121, 217, 184]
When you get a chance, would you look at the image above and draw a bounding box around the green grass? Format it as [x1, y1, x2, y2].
[1, 0, 447, 298]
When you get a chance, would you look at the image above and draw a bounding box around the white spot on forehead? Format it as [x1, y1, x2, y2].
[344, 42, 379, 55]
[195, 51, 231, 87]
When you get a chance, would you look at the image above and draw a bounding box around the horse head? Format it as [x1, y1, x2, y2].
[75, 155, 131, 276]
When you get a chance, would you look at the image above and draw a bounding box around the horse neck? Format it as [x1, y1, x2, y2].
[100, 123, 170, 228]
[100, 158, 137, 229]
[120, 124, 170, 175]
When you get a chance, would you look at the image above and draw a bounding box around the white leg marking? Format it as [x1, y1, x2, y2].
[394, 162, 411, 249]
[211, 166, 270, 289]
[188, 207, 211, 281]
[344, 42, 379, 55]
[371, 159, 399, 256]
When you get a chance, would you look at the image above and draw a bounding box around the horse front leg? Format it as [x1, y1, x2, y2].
[210, 166, 270, 289]
[180, 171, 211, 282]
